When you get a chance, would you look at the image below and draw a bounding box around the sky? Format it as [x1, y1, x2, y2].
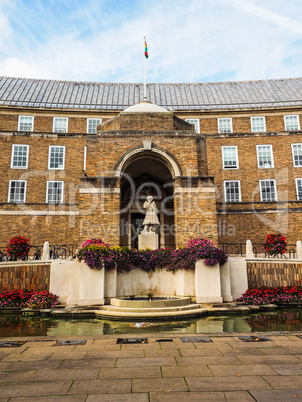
[0, 0, 302, 84]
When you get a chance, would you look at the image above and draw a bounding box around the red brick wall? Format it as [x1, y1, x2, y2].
[0, 263, 51, 291]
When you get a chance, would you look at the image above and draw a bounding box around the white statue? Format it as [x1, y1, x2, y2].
[142, 195, 159, 232]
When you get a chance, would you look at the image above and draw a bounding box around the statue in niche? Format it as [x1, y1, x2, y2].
[142, 196, 159, 232]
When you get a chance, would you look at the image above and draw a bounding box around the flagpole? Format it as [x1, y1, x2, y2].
[144, 37, 147, 100]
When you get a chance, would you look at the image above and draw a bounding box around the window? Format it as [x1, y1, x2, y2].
[18, 116, 34, 131]
[11, 144, 29, 169]
[218, 118, 232, 133]
[53, 117, 68, 133]
[257, 145, 274, 168]
[48, 146, 65, 169]
[251, 116, 266, 132]
[296, 179, 302, 201]
[87, 118, 102, 134]
[8, 180, 26, 203]
[292, 144, 302, 167]
[224, 181, 241, 202]
[185, 119, 200, 133]
[222, 146, 238, 169]
[259, 180, 277, 201]
[284, 115, 300, 131]
[46, 181, 64, 203]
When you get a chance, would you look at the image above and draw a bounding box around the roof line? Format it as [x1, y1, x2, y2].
[0, 76, 302, 86]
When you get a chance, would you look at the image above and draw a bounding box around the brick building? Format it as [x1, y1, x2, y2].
[0, 76, 302, 248]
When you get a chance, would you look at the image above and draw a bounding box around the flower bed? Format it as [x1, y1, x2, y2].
[264, 233, 287, 256]
[0, 290, 59, 309]
[76, 238, 228, 272]
[238, 287, 302, 305]
[6, 236, 31, 260]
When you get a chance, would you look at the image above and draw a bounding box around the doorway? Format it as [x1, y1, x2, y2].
[119, 153, 175, 249]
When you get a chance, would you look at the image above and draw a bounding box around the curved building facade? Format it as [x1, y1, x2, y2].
[0, 76, 302, 248]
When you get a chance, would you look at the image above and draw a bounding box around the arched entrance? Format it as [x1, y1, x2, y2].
[118, 152, 176, 249]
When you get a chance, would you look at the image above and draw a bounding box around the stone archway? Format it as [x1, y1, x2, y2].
[118, 152, 176, 249]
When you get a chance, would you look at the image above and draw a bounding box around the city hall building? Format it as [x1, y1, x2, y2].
[0, 76, 302, 249]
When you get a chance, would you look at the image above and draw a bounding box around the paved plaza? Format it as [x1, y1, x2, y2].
[1, 334, 302, 401]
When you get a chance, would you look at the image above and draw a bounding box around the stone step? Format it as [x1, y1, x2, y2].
[95, 307, 209, 320]
[110, 296, 192, 309]
[101, 303, 201, 313]
[200, 302, 238, 308]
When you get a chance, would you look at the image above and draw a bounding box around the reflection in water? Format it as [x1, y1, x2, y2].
[245, 310, 302, 332]
[0, 314, 58, 337]
[1, 309, 302, 337]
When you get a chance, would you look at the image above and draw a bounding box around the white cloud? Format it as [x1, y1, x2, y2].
[0, 0, 301, 83]
[0, 0, 13, 49]
[219, 0, 302, 35]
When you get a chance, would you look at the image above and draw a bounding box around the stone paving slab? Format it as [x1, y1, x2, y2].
[0, 361, 15, 370]
[217, 346, 265, 355]
[144, 349, 181, 357]
[161, 365, 213, 377]
[175, 355, 241, 365]
[208, 363, 278, 376]
[116, 357, 177, 367]
[1, 353, 53, 362]
[263, 375, 302, 389]
[150, 392, 227, 401]
[159, 341, 196, 350]
[85, 350, 144, 358]
[224, 391, 256, 401]
[10, 396, 86, 402]
[0, 380, 73, 398]
[48, 351, 87, 360]
[0, 370, 36, 382]
[68, 379, 131, 394]
[250, 389, 302, 401]
[268, 336, 301, 345]
[29, 368, 99, 381]
[132, 377, 188, 392]
[119, 343, 161, 350]
[177, 348, 224, 356]
[86, 394, 149, 402]
[0, 372, 8, 380]
[257, 346, 302, 355]
[61, 358, 116, 368]
[186, 375, 272, 391]
[236, 354, 302, 364]
[1, 360, 62, 371]
[22, 341, 56, 347]
[270, 363, 302, 375]
[97, 366, 161, 379]
[150, 391, 255, 401]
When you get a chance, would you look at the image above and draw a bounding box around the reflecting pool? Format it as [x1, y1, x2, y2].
[1, 309, 302, 337]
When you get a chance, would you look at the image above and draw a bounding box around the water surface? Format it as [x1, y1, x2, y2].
[1, 309, 302, 337]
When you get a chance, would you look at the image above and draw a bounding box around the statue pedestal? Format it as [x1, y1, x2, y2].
[138, 231, 159, 250]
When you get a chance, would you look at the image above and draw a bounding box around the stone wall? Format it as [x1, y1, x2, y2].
[50, 259, 230, 305]
[217, 208, 302, 245]
[0, 262, 51, 291]
[246, 260, 302, 288]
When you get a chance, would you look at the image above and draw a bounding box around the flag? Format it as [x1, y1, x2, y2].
[144, 40, 148, 59]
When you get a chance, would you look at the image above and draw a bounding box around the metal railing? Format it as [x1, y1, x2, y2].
[219, 243, 297, 259]
[0, 244, 78, 262]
